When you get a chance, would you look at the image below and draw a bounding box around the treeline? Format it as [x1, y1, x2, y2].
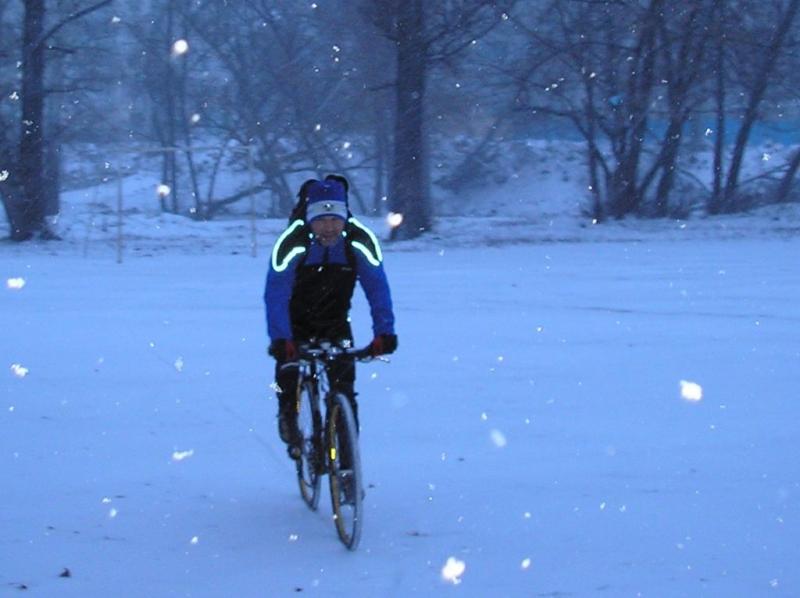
[505, 0, 800, 220]
[1, 1, 798, 242]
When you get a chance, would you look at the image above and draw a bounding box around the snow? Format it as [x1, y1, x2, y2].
[2, 165, 800, 596]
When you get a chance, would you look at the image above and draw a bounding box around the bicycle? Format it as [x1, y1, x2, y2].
[289, 341, 374, 550]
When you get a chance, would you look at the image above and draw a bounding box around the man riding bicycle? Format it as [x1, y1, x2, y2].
[264, 175, 397, 460]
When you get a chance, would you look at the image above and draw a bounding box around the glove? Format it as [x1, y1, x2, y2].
[269, 339, 297, 361]
[369, 334, 398, 356]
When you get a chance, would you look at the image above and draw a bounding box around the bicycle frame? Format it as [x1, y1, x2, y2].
[295, 342, 367, 468]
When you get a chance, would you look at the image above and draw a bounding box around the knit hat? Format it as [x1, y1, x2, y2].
[305, 180, 348, 222]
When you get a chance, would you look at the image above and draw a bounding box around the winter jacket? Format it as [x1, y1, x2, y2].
[264, 218, 395, 343]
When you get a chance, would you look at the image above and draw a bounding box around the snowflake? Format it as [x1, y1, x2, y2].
[441, 557, 466, 584]
[680, 380, 703, 402]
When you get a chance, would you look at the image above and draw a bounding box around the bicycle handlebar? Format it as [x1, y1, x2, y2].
[297, 342, 375, 363]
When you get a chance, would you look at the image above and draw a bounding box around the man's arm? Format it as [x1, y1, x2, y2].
[264, 220, 307, 341]
[349, 219, 395, 337]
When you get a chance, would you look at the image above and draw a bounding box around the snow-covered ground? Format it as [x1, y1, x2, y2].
[2, 160, 799, 596]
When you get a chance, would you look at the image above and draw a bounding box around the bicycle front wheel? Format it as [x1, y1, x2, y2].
[327, 393, 363, 550]
[296, 381, 322, 510]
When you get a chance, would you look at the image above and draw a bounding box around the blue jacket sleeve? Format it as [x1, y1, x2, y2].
[264, 221, 307, 341]
[265, 263, 296, 341]
[354, 249, 395, 336]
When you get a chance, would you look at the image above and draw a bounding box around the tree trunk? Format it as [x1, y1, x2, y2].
[607, 0, 661, 218]
[16, 0, 47, 240]
[41, 140, 62, 239]
[709, 1, 726, 214]
[176, 20, 203, 219]
[651, 124, 684, 216]
[722, 0, 800, 209]
[373, 103, 389, 215]
[1, 182, 30, 240]
[775, 148, 800, 204]
[389, 0, 431, 240]
[166, 0, 179, 214]
[583, 76, 604, 221]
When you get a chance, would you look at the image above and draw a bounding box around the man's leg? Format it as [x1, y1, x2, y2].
[274, 361, 300, 457]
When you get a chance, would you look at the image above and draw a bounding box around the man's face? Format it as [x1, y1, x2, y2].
[310, 216, 345, 246]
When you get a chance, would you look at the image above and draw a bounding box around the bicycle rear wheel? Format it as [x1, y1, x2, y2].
[327, 393, 363, 550]
[296, 381, 321, 510]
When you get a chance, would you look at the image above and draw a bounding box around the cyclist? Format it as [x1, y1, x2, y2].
[264, 176, 397, 461]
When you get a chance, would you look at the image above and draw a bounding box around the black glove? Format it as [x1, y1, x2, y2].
[369, 334, 398, 356]
[268, 339, 297, 361]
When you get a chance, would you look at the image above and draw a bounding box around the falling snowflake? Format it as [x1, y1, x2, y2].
[490, 429, 507, 448]
[680, 380, 703, 402]
[441, 557, 466, 585]
[0, 170, 9, 181]
[172, 449, 194, 461]
[174, 357, 184, 372]
[6, 277, 25, 290]
[190, 536, 199, 544]
[521, 558, 532, 570]
[172, 39, 189, 56]
[387, 212, 403, 228]
[10, 364, 29, 378]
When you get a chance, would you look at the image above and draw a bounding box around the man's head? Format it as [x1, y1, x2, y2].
[306, 180, 348, 246]
[310, 216, 345, 246]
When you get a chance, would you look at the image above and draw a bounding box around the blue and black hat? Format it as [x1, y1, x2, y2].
[305, 180, 348, 223]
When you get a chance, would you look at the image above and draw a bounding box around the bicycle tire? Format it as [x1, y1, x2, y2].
[327, 392, 363, 550]
[296, 380, 322, 510]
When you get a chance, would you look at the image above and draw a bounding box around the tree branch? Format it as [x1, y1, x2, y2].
[36, 0, 113, 49]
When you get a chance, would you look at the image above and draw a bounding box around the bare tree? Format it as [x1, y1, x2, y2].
[126, 0, 199, 215]
[178, 1, 376, 218]
[363, 0, 516, 239]
[642, 2, 715, 216]
[509, 1, 668, 218]
[711, 0, 800, 213]
[505, 1, 747, 218]
[1, 0, 112, 241]
[774, 147, 800, 202]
